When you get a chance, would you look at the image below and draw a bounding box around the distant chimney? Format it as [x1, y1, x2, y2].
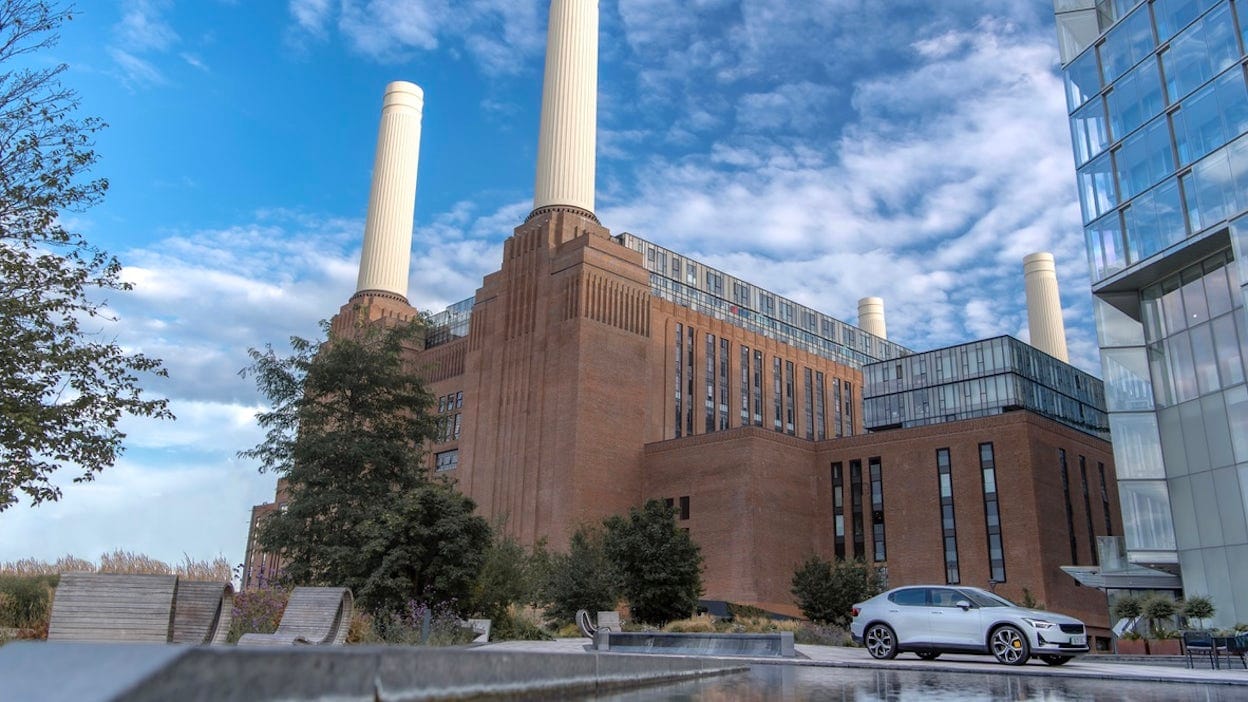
[1023, 252, 1069, 362]
[355, 81, 424, 301]
[530, 0, 599, 221]
[858, 297, 887, 339]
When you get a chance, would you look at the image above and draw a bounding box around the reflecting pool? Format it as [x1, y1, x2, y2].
[598, 665, 1240, 701]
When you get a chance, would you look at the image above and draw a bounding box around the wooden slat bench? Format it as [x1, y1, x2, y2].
[47, 573, 178, 643]
[171, 581, 234, 645]
[237, 587, 353, 646]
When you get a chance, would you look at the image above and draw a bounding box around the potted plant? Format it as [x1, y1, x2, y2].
[1182, 596, 1215, 630]
[1143, 596, 1181, 655]
[1112, 595, 1146, 654]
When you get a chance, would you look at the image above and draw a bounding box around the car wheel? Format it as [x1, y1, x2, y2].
[864, 623, 898, 660]
[1040, 655, 1072, 666]
[990, 625, 1031, 666]
[916, 651, 941, 661]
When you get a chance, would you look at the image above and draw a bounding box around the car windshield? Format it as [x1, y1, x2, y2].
[961, 589, 1015, 608]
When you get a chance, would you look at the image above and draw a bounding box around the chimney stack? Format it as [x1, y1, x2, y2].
[530, 0, 599, 221]
[858, 297, 887, 339]
[1023, 252, 1070, 362]
[355, 81, 424, 301]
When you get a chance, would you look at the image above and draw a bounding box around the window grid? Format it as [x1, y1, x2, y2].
[850, 459, 865, 560]
[870, 457, 886, 562]
[1060, 449, 1079, 564]
[1081, 456, 1099, 565]
[979, 443, 1005, 583]
[832, 462, 845, 560]
[938, 448, 960, 584]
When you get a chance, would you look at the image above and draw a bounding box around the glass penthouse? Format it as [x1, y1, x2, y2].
[1055, 0, 1248, 623]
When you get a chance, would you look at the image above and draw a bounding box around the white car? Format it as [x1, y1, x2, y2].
[850, 585, 1089, 666]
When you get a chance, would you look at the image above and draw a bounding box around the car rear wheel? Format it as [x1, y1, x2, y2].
[864, 623, 898, 660]
[916, 651, 941, 661]
[991, 625, 1031, 666]
[1040, 655, 1072, 666]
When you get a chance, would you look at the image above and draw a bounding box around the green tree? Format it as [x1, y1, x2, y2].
[241, 318, 449, 610]
[543, 525, 619, 626]
[602, 500, 702, 625]
[1182, 595, 1216, 630]
[0, 0, 170, 511]
[472, 532, 544, 621]
[1111, 594, 1143, 635]
[1142, 595, 1178, 637]
[790, 555, 885, 627]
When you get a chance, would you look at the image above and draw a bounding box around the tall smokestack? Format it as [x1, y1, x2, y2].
[1023, 252, 1070, 362]
[858, 297, 887, 339]
[355, 81, 424, 301]
[530, 0, 598, 221]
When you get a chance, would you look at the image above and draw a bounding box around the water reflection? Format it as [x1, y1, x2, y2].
[596, 666, 1238, 701]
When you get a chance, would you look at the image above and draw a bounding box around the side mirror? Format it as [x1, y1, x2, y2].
[956, 599, 973, 611]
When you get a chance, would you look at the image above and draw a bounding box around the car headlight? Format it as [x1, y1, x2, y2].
[1023, 617, 1055, 629]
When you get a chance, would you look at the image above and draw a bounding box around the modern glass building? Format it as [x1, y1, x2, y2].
[1055, 0, 1248, 624]
[862, 336, 1110, 440]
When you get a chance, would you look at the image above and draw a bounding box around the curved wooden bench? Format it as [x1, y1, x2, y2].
[172, 581, 234, 645]
[47, 573, 178, 643]
[237, 587, 353, 646]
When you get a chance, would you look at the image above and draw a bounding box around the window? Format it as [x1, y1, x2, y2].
[706, 334, 716, 432]
[752, 351, 763, 426]
[937, 449, 959, 584]
[740, 345, 751, 425]
[832, 462, 845, 560]
[674, 324, 684, 438]
[804, 368, 815, 440]
[686, 327, 696, 435]
[784, 360, 796, 435]
[870, 458, 886, 562]
[851, 459, 865, 560]
[1099, 462, 1114, 536]
[759, 293, 775, 316]
[980, 443, 1005, 582]
[732, 281, 750, 305]
[890, 588, 927, 606]
[1060, 449, 1079, 564]
[718, 338, 730, 430]
[815, 371, 827, 440]
[455, 391, 463, 409]
[1081, 456, 1098, 565]
[706, 271, 724, 296]
[679, 495, 690, 520]
[435, 449, 459, 472]
[773, 356, 783, 432]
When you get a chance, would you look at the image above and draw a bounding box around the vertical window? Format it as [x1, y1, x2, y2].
[1099, 462, 1114, 536]
[773, 356, 783, 431]
[452, 413, 461, 440]
[719, 338, 730, 430]
[752, 351, 763, 426]
[785, 360, 796, 435]
[1060, 449, 1079, 564]
[834, 380, 844, 438]
[844, 382, 854, 436]
[832, 463, 845, 560]
[850, 459, 865, 560]
[1081, 456, 1098, 565]
[455, 391, 463, 409]
[980, 443, 1005, 583]
[674, 324, 683, 438]
[740, 345, 750, 425]
[815, 371, 827, 440]
[679, 496, 690, 520]
[870, 457, 886, 562]
[804, 368, 815, 440]
[938, 448, 960, 584]
[705, 334, 716, 432]
[686, 327, 696, 436]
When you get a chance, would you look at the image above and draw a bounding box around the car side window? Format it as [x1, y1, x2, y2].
[930, 588, 967, 608]
[889, 588, 928, 606]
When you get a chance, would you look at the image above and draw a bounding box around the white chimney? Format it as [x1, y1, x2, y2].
[531, 0, 598, 219]
[858, 297, 887, 339]
[356, 81, 424, 300]
[1023, 252, 1070, 362]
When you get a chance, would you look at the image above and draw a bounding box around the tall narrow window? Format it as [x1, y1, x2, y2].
[938, 448, 960, 584]
[833, 380, 843, 438]
[1080, 456, 1098, 565]
[752, 350, 763, 426]
[686, 327, 696, 436]
[1059, 449, 1078, 564]
[674, 324, 684, 438]
[832, 463, 845, 560]
[850, 459, 865, 559]
[980, 443, 1005, 582]
[773, 356, 783, 432]
[815, 371, 827, 440]
[740, 346, 750, 425]
[679, 495, 690, 520]
[1099, 462, 1114, 536]
[719, 338, 730, 430]
[784, 360, 796, 435]
[804, 368, 815, 439]
[705, 334, 716, 432]
[870, 457, 886, 562]
[844, 382, 854, 436]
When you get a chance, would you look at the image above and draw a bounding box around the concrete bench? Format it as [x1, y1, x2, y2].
[47, 573, 178, 643]
[237, 587, 353, 646]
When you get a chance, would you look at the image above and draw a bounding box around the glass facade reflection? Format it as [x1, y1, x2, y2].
[1055, 0, 1248, 627]
[862, 336, 1109, 440]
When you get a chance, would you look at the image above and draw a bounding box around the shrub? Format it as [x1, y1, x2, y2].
[1182, 596, 1215, 629]
[1142, 596, 1178, 637]
[791, 556, 884, 626]
[793, 621, 852, 647]
[369, 600, 476, 646]
[0, 575, 57, 633]
[1111, 594, 1143, 634]
[491, 607, 553, 642]
[227, 586, 289, 643]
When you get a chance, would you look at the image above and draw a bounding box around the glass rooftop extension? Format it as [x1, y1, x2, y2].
[616, 233, 911, 369]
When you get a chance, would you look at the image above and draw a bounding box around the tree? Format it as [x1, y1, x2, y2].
[472, 532, 545, 622]
[602, 499, 703, 625]
[241, 318, 447, 610]
[790, 555, 885, 627]
[0, 0, 170, 511]
[1141, 595, 1178, 637]
[543, 525, 619, 626]
[1111, 594, 1143, 634]
[1182, 595, 1216, 630]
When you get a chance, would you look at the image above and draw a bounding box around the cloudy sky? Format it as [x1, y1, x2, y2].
[0, 0, 1094, 571]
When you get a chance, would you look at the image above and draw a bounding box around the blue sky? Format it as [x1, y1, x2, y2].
[0, 0, 1092, 572]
